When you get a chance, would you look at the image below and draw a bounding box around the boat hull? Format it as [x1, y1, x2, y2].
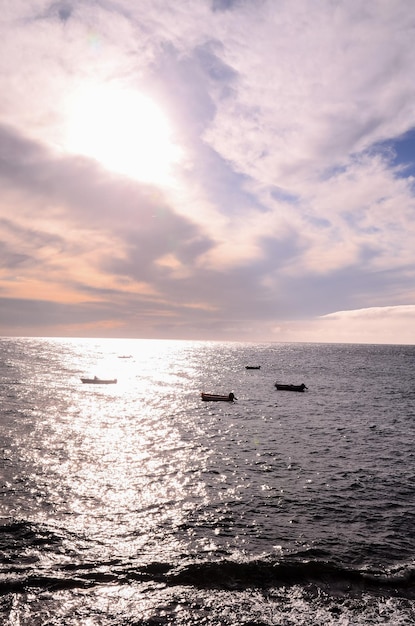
[81, 378, 117, 385]
[275, 383, 307, 392]
[201, 392, 235, 402]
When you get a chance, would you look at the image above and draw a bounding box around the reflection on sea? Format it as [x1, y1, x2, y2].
[5, 338, 241, 565]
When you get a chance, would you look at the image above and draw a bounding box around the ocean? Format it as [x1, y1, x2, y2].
[0, 337, 414, 625]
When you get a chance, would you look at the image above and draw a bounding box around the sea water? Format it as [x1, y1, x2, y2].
[0, 337, 414, 624]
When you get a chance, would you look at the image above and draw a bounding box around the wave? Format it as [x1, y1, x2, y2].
[169, 558, 415, 597]
[0, 520, 64, 552]
[1, 520, 414, 599]
[1, 555, 414, 599]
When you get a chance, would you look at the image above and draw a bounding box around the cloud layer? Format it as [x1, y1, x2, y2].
[1, 0, 415, 342]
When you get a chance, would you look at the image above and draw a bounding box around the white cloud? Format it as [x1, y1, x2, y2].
[203, 1, 415, 184]
[269, 305, 415, 345]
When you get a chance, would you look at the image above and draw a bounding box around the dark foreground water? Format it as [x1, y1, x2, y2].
[1, 338, 414, 624]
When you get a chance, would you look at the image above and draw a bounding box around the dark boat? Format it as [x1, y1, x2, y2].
[201, 392, 236, 402]
[245, 365, 261, 370]
[81, 376, 117, 384]
[275, 383, 307, 392]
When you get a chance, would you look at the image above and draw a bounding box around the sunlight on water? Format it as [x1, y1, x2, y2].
[19, 338, 219, 562]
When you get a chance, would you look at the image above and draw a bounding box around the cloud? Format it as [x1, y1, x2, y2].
[278, 305, 415, 345]
[0, 1, 415, 342]
[203, 1, 415, 185]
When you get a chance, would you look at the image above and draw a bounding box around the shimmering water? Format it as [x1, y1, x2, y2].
[1, 338, 414, 624]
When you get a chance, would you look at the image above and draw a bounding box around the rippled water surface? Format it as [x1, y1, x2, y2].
[1, 338, 414, 624]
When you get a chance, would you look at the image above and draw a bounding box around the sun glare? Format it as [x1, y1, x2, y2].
[65, 84, 182, 184]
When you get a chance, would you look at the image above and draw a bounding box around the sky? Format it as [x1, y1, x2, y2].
[1, 0, 415, 344]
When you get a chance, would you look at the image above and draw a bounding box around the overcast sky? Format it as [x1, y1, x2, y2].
[1, 0, 415, 343]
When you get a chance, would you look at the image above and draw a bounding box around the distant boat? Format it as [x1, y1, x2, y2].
[81, 376, 117, 385]
[117, 355, 132, 359]
[245, 365, 261, 370]
[275, 383, 307, 392]
[201, 392, 236, 402]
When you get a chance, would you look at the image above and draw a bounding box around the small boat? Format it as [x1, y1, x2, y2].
[275, 383, 307, 392]
[245, 365, 261, 370]
[81, 376, 117, 385]
[201, 392, 236, 402]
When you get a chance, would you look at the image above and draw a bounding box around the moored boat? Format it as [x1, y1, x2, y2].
[201, 392, 236, 402]
[81, 376, 117, 384]
[275, 382, 307, 392]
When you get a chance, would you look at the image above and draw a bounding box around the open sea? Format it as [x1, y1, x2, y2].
[1, 337, 414, 625]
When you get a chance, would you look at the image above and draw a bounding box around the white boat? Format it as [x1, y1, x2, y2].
[81, 376, 117, 385]
[201, 392, 236, 402]
[275, 382, 307, 392]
